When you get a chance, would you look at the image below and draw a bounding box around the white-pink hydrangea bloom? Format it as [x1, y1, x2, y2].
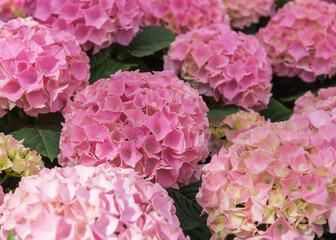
[257, 0, 336, 82]
[0, 165, 188, 240]
[164, 24, 272, 110]
[143, 0, 229, 34]
[0, 0, 25, 22]
[197, 121, 336, 239]
[24, 0, 150, 53]
[222, 0, 275, 29]
[59, 71, 210, 188]
[0, 133, 44, 177]
[0, 17, 89, 117]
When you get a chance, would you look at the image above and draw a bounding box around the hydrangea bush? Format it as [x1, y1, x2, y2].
[59, 71, 210, 188]
[197, 121, 336, 239]
[24, 0, 150, 53]
[143, 0, 229, 34]
[0, 17, 89, 117]
[165, 24, 273, 110]
[258, 0, 336, 82]
[0, 164, 188, 240]
[0, 0, 25, 22]
[222, 0, 275, 29]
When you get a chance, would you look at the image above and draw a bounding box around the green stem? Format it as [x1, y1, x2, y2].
[0, 173, 10, 185]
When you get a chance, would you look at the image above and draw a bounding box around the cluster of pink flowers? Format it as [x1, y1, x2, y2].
[0, 17, 89, 117]
[257, 0, 336, 82]
[0, 0, 25, 22]
[24, 0, 150, 53]
[165, 24, 272, 110]
[291, 86, 336, 144]
[143, 0, 229, 34]
[197, 121, 336, 239]
[0, 165, 188, 240]
[59, 71, 210, 188]
[222, 0, 275, 29]
[0, 133, 43, 177]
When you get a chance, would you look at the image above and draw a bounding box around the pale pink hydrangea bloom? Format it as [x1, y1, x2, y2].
[222, 0, 275, 29]
[24, 0, 150, 53]
[222, 110, 268, 147]
[0, 17, 89, 117]
[0, 133, 43, 177]
[0, 0, 25, 22]
[291, 87, 336, 144]
[165, 24, 272, 110]
[59, 71, 210, 188]
[143, 0, 229, 34]
[258, 0, 336, 82]
[197, 121, 336, 239]
[209, 110, 268, 156]
[0, 165, 188, 240]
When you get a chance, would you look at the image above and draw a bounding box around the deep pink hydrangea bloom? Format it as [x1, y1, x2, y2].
[0, 165, 188, 240]
[0, 133, 44, 177]
[143, 0, 229, 34]
[223, 0, 275, 29]
[59, 71, 210, 188]
[0, 17, 89, 117]
[258, 0, 336, 82]
[24, 0, 150, 53]
[165, 24, 272, 110]
[197, 121, 336, 239]
[0, 0, 25, 22]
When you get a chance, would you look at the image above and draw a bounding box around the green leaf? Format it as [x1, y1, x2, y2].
[89, 45, 113, 68]
[7, 231, 14, 240]
[259, 98, 293, 122]
[90, 59, 137, 84]
[167, 181, 207, 231]
[207, 106, 240, 121]
[11, 126, 61, 161]
[129, 26, 176, 57]
[185, 224, 212, 240]
[275, 0, 291, 8]
[279, 92, 306, 102]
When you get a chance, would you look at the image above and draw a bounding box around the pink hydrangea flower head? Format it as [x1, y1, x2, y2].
[222, 0, 275, 29]
[0, 0, 25, 22]
[291, 87, 336, 144]
[0, 133, 43, 177]
[143, 0, 230, 34]
[59, 70, 210, 188]
[197, 121, 336, 239]
[0, 165, 189, 240]
[164, 24, 272, 110]
[257, 0, 336, 82]
[0, 17, 89, 117]
[24, 0, 150, 53]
